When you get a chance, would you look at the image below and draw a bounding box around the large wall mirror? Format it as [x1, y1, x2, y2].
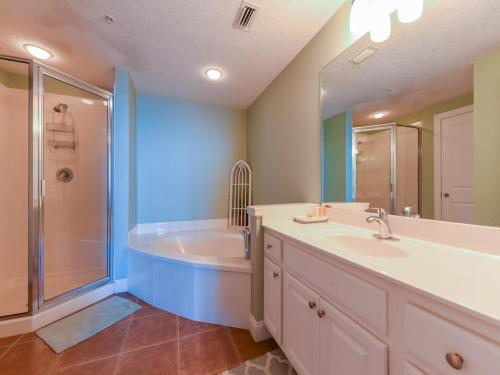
[321, 1, 500, 227]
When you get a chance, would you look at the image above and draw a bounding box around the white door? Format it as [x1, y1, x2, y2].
[264, 258, 282, 345]
[283, 272, 320, 375]
[319, 298, 387, 375]
[435, 106, 474, 224]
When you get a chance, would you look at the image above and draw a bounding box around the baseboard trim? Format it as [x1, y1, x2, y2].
[249, 313, 271, 342]
[0, 283, 114, 338]
[113, 278, 128, 293]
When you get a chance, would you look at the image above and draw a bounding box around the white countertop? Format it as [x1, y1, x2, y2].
[264, 220, 500, 324]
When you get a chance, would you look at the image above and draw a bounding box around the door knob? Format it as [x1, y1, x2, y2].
[443, 193, 450, 198]
[273, 272, 279, 279]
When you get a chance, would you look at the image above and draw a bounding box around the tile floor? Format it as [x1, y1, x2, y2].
[0, 293, 278, 375]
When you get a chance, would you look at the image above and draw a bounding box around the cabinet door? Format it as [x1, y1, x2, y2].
[283, 272, 320, 375]
[264, 257, 282, 344]
[319, 298, 388, 375]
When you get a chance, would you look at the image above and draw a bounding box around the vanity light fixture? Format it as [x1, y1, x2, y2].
[371, 111, 388, 119]
[398, 0, 424, 23]
[370, 11, 391, 43]
[204, 68, 223, 81]
[23, 44, 53, 60]
[350, 0, 424, 43]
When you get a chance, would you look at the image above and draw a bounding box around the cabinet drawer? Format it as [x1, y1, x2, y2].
[284, 242, 387, 335]
[264, 233, 282, 263]
[404, 303, 500, 374]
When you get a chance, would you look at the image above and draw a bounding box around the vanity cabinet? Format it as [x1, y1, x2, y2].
[404, 303, 500, 374]
[263, 229, 500, 375]
[319, 298, 387, 375]
[263, 258, 282, 344]
[283, 272, 320, 375]
[282, 271, 387, 375]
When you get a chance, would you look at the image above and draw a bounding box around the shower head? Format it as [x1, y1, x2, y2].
[53, 103, 68, 113]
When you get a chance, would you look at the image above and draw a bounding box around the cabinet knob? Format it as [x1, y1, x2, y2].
[446, 352, 464, 370]
[266, 244, 272, 249]
[317, 309, 325, 318]
[273, 272, 279, 279]
[308, 301, 316, 310]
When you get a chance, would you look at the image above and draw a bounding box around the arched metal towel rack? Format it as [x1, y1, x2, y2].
[229, 160, 252, 227]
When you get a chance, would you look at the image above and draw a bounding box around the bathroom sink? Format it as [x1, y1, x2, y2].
[323, 234, 407, 258]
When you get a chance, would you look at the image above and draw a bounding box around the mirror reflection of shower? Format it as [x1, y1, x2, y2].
[353, 123, 421, 215]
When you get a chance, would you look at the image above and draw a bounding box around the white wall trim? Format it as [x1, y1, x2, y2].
[433, 105, 474, 220]
[113, 278, 128, 293]
[249, 313, 271, 342]
[0, 283, 114, 338]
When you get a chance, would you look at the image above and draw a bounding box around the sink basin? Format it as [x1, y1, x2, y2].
[324, 234, 407, 258]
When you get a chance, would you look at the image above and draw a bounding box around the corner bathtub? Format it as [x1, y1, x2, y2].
[127, 221, 251, 328]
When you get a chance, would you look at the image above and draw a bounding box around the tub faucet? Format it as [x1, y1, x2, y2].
[242, 227, 251, 260]
[366, 208, 395, 240]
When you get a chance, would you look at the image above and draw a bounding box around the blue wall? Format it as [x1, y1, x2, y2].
[112, 68, 136, 280]
[136, 94, 247, 223]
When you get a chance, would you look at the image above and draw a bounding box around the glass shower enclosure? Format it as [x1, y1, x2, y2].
[0, 55, 112, 319]
[352, 123, 421, 215]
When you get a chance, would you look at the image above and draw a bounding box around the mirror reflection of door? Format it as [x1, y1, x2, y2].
[435, 106, 475, 224]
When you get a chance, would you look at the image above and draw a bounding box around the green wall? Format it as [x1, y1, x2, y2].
[247, 1, 356, 205]
[474, 49, 500, 226]
[323, 111, 352, 202]
[396, 94, 473, 219]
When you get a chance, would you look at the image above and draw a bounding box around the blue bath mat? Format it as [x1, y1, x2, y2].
[36, 296, 141, 353]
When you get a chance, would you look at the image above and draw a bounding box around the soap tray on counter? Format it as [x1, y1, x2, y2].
[293, 215, 329, 224]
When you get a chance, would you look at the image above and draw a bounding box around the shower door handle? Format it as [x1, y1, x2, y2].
[443, 193, 450, 198]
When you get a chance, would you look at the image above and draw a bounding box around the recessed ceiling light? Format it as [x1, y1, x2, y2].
[81, 98, 94, 105]
[204, 68, 223, 81]
[371, 111, 388, 119]
[23, 44, 53, 60]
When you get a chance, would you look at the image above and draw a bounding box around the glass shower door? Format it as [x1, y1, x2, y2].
[0, 58, 30, 317]
[41, 72, 110, 302]
[353, 128, 393, 213]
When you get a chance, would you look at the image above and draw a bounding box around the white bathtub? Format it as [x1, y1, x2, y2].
[127, 220, 251, 328]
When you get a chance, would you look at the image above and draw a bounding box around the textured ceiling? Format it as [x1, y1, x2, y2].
[321, 0, 500, 123]
[0, 0, 345, 109]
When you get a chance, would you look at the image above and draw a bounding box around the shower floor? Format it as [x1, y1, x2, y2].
[0, 282, 28, 317]
[0, 269, 107, 317]
[44, 269, 107, 301]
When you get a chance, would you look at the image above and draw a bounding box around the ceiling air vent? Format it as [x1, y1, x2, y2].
[234, 1, 261, 31]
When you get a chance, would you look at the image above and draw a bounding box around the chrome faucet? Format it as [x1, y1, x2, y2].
[366, 208, 396, 240]
[242, 227, 251, 260]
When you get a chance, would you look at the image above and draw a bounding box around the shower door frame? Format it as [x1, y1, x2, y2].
[352, 124, 397, 214]
[0, 55, 36, 320]
[352, 123, 422, 215]
[35, 63, 114, 310]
